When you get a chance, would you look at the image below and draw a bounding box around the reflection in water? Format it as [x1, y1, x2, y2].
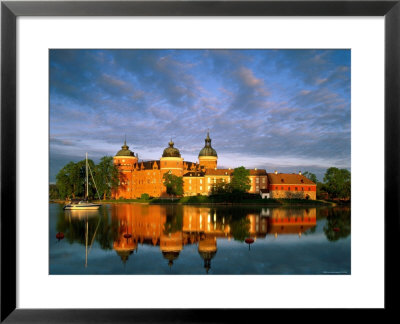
[52, 204, 350, 274]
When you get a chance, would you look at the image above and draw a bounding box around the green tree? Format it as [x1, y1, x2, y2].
[56, 161, 79, 199]
[230, 166, 251, 193]
[49, 184, 60, 200]
[303, 171, 317, 183]
[323, 167, 351, 199]
[163, 172, 184, 197]
[55, 158, 97, 200]
[211, 179, 232, 195]
[94, 156, 119, 200]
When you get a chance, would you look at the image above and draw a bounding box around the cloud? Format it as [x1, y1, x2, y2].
[49, 49, 351, 182]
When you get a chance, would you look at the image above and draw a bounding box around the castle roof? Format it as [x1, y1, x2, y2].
[205, 169, 233, 176]
[199, 132, 218, 157]
[249, 169, 267, 176]
[267, 173, 316, 185]
[162, 140, 181, 158]
[183, 171, 205, 177]
[115, 140, 135, 157]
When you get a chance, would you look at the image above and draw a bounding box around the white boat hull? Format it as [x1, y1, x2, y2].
[63, 203, 101, 210]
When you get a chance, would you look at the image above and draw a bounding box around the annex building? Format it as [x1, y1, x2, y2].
[112, 133, 316, 200]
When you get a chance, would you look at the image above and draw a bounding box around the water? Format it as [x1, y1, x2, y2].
[49, 203, 351, 275]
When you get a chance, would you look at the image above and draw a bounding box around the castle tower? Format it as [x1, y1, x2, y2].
[198, 132, 218, 169]
[160, 140, 184, 177]
[113, 139, 138, 199]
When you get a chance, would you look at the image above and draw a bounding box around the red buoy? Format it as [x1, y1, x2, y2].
[56, 232, 64, 240]
[245, 238, 254, 251]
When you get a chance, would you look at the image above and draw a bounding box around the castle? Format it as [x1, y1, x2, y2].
[112, 132, 316, 200]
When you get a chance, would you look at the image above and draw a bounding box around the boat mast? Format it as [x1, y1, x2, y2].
[86, 152, 89, 201]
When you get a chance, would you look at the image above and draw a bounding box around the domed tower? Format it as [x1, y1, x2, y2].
[198, 132, 218, 170]
[160, 140, 184, 177]
[113, 139, 137, 199]
[113, 139, 138, 170]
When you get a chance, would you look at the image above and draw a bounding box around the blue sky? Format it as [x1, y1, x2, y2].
[50, 49, 350, 183]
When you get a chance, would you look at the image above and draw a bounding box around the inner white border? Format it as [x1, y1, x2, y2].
[17, 17, 384, 308]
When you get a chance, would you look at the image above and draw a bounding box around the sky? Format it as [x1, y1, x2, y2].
[49, 49, 350, 183]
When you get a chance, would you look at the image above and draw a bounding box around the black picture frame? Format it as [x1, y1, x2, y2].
[1, 0, 399, 322]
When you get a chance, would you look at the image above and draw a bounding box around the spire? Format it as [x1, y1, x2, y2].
[169, 139, 174, 147]
[205, 132, 211, 147]
[121, 136, 129, 150]
[198, 131, 217, 158]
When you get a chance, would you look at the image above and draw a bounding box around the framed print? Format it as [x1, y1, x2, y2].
[1, 0, 399, 322]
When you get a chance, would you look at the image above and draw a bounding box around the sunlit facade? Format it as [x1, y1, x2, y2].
[112, 133, 316, 199]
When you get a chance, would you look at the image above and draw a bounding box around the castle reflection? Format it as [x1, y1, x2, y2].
[110, 205, 317, 272]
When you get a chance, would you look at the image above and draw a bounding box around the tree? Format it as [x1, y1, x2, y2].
[303, 171, 317, 183]
[55, 158, 99, 200]
[323, 167, 351, 199]
[49, 184, 60, 200]
[230, 166, 251, 193]
[211, 179, 232, 195]
[56, 161, 80, 199]
[163, 172, 184, 197]
[94, 156, 119, 200]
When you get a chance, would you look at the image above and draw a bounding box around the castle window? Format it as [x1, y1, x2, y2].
[256, 178, 259, 183]
[262, 178, 265, 183]
[281, 179, 284, 183]
[189, 186, 192, 191]
[200, 186, 203, 191]
[200, 179, 203, 184]
[295, 187, 298, 191]
[189, 179, 192, 184]
[208, 178, 210, 183]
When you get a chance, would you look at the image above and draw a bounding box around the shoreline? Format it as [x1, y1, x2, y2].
[50, 198, 341, 207]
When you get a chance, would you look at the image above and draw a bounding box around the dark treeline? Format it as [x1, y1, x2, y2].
[303, 167, 351, 200]
[51, 156, 119, 200]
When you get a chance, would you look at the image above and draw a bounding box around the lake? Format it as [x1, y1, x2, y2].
[49, 203, 350, 275]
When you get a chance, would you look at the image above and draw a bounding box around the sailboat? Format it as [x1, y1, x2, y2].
[64, 153, 101, 210]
